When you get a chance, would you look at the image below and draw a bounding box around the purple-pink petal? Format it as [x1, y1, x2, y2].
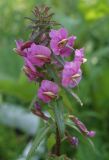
[27, 44, 51, 67]
[23, 58, 40, 81]
[14, 40, 33, 57]
[15, 40, 23, 48]
[49, 29, 59, 39]
[62, 61, 82, 88]
[67, 36, 77, 47]
[15, 40, 27, 56]
[41, 80, 59, 94]
[87, 131, 96, 137]
[25, 58, 36, 73]
[74, 48, 85, 63]
[50, 40, 60, 55]
[49, 28, 68, 40]
[38, 88, 51, 103]
[38, 80, 59, 103]
[49, 28, 76, 57]
[60, 47, 72, 57]
[58, 28, 68, 39]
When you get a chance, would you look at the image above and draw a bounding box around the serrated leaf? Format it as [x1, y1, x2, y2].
[26, 125, 50, 160]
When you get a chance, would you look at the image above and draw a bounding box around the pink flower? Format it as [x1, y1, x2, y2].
[27, 43, 51, 67]
[23, 58, 41, 81]
[14, 40, 33, 56]
[74, 48, 87, 64]
[38, 80, 59, 103]
[49, 28, 76, 57]
[62, 61, 82, 88]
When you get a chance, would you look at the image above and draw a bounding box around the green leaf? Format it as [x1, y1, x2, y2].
[87, 138, 100, 156]
[54, 98, 65, 137]
[66, 88, 83, 106]
[26, 125, 50, 160]
[60, 88, 73, 111]
[47, 134, 56, 150]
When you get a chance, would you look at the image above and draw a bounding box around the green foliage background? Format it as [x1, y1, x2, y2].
[0, 0, 109, 159]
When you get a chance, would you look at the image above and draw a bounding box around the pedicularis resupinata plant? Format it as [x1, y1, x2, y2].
[13, 6, 95, 160]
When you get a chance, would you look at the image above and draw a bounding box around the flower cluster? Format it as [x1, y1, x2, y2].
[14, 6, 95, 156]
[14, 28, 86, 104]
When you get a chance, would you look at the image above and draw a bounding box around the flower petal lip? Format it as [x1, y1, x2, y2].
[38, 80, 59, 103]
[43, 91, 56, 98]
[72, 73, 81, 79]
[34, 54, 50, 61]
[23, 58, 41, 81]
[62, 61, 82, 88]
[27, 44, 51, 67]
[58, 38, 68, 48]
[41, 80, 59, 93]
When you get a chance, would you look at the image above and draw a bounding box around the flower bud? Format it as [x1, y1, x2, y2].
[69, 115, 95, 137]
[70, 136, 79, 147]
[34, 102, 41, 111]
[87, 131, 96, 137]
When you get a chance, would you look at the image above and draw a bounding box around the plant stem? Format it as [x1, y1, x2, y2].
[29, 94, 37, 110]
[55, 125, 61, 156]
[66, 44, 75, 51]
[52, 53, 65, 66]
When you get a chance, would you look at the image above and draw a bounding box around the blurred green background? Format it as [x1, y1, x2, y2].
[0, 0, 109, 160]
